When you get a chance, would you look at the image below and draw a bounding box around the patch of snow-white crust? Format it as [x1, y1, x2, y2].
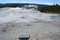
[0, 7, 60, 23]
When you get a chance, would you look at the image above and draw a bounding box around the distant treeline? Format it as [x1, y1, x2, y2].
[0, 3, 60, 13]
[0, 3, 25, 8]
[0, 3, 40, 8]
[38, 4, 60, 14]
[0, 3, 48, 8]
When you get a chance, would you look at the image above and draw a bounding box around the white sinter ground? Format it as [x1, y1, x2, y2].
[0, 7, 60, 40]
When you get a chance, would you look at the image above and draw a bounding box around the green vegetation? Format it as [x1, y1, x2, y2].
[0, 3, 39, 8]
[38, 4, 60, 14]
[0, 3, 60, 14]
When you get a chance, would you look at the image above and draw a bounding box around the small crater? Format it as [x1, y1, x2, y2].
[2, 27, 7, 32]
[27, 24, 31, 26]
[2, 29, 6, 32]
[20, 17, 25, 18]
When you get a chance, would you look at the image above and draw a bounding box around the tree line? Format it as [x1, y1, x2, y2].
[38, 4, 60, 14]
[0, 3, 60, 13]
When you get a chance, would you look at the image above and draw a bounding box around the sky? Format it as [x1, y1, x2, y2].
[0, 0, 60, 5]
